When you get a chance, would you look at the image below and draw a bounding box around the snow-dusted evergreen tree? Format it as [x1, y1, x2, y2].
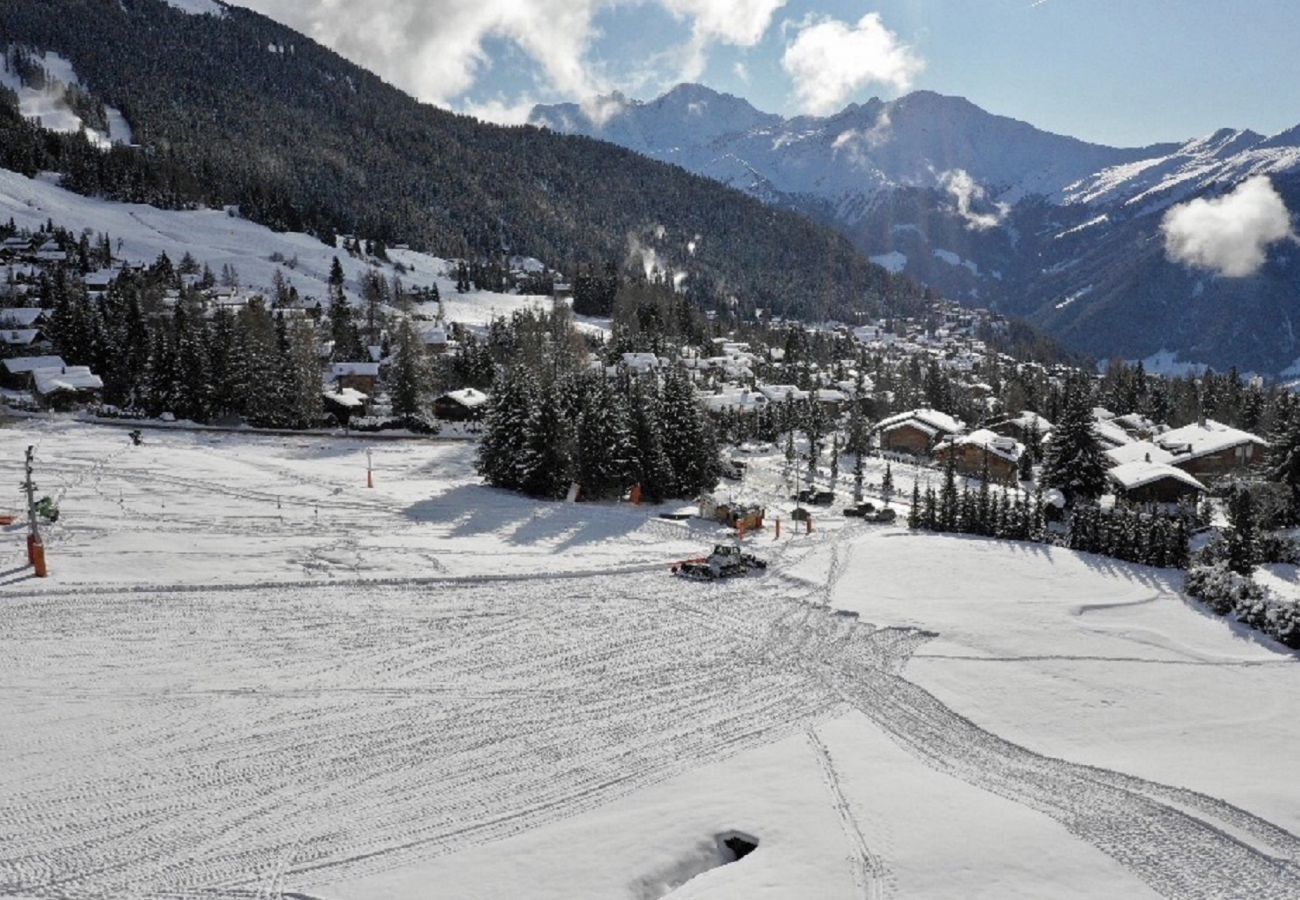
[172, 300, 211, 422]
[327, 257, 364, 361]
[1042, 378, 1107, 505]
[278, 317, 324, 428]
[881, 463, 894, 505]
[938, 457, 959, 532]
[660, 368, 718, 498]
[477, 367, 534, 491]
[1226, 485, 1259, 576]
[143, 328, 178, 417]
[389, 317, 432, 419]
[518, 381, 576, 499]
[627, 378, 675, 503]
[907, 482, 921, 528]
[234, 301, 282, 426]
[576, 376, 636, 499]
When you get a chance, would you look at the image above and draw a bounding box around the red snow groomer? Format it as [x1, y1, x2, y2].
[671, 543, 768, 580]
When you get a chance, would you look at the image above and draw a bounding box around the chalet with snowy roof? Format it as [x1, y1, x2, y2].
[1, 355, 66, 389]
[878, 408, 966, 456]
[1104, 441, 1175, 468]
[32, 365, 103, 409]
[1093, 416, 1135, 450]
[1155, 419, 1267, 477]
[322, 387, 369, 425]
[700, 389, 769, 415]
[434, 388, 489, 422]
[0, 307, 44, 328]
[330, 362, 380, 395]
[620, 352, 664, 374]
[1111, 412, 1160, 440]
[1, 328, 42, 348]
[934, 429, 1025, 484]
[813, 387, 849, 414]
[1107, 461, 1206, 505]
[991, 411, 1052, 444]
[420, 324, 450, 353]
[757, 384, 809, 404]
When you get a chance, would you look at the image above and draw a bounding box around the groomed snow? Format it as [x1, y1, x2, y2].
[0, 50, 132, 150]
[1, 420, 1297, 899]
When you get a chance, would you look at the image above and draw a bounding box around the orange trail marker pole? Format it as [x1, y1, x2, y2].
[366, 448, 374, 488]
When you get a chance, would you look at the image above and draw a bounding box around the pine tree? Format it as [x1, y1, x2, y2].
[576, 377, 636, 499]
[660, 369, 718, 498]
[477, 367, 534, 491]
[1226, 485, 1259, 576]
[1042, 377, 1108, 505]
[881, 463, 894, 505]
[389, 317, 432, 419]
[279, 317, 325, 428]
[172, 300, 211, 422]
[628, 378, 675, 503]
[518, 381, 575, 499]
[938, 457, 959, 532]
[908, 482, 921, 529]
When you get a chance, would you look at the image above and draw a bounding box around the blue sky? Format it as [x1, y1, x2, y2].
[236, 0, 1300, 146]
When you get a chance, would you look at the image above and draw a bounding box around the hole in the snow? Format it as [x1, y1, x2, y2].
[630, 831, 761, 899]
[718, 831, 759, 861]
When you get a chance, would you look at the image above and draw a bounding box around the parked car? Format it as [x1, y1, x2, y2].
[794, 489, 835, 506]
[843, 502, 877, 518]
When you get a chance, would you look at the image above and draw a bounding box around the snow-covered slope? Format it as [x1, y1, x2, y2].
[0, 167, 574, 329]
[0, 49, 133, 149]
[2, 423, 1296, 898]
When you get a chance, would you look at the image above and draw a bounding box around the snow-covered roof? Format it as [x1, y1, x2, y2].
[32, 365, 102, 395]
[1093, 406, 1117, 421]
[937, 428, 1024, 463]
[1000, 410, 1053, 433]
[877, 408, 965, 436]
[441, 388, 489, 408]
[1108, 461, 1206, 493]
[3, 354, 65, 374]
[701, 390, 768, 413]
[322, 387, 368, 408]
[757, 384, 809, 403]
[1105, 440, 1175, 467]
[1156, 419, 1267, 461]
[331, 362, 381, 378]
[1093, 420, 1134, 448]
[814, 388, 849, 403]
[0, 307, 43, 326]
[1, 329, 40, 345]
[420, 324, 449, 344]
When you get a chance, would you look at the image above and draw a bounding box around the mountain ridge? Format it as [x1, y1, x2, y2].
[531, 84, 1300, 373]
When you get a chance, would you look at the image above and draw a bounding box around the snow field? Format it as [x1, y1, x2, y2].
[1, 420, 1298, 899]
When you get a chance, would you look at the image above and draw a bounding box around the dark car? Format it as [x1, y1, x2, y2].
[795, 489, 835, 506]
[843, 502, 877, 518]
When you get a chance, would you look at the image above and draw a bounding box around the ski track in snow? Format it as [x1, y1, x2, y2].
[2, 469, 1299, 897]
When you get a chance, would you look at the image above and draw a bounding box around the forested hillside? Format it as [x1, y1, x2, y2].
[0, 0, 925, 321]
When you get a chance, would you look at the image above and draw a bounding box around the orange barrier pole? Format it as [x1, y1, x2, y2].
[31, 537, 47, 577]
[26, 533, 36, 564]
[806, 516, 813, 535]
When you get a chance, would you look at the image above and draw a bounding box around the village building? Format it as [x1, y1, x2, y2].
[330, 362, 381, 395]
[321, 387, 369, 425]
[877, 408, 966, 456]
[32, 365, 104, 409]
[1108, 461, 1207, 505]
[1, 355, 67, 390]
[990, 411, 1053, 443]
[1104, 441, 1175, 468]
[934, 429, 1025, 484]
[1155, 419, 1268, 477]
[434, 388, 490, 422]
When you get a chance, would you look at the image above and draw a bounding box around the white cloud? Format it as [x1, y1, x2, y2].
[940, 169, 1007, 231]
[1161, 176, 1295, 277]
[232, 0, 784, 111]
[460, 95, 537, 126]
[781, 12, 923, 115]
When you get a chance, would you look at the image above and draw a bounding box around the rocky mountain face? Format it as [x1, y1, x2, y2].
[533, 87, 1300, 374]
